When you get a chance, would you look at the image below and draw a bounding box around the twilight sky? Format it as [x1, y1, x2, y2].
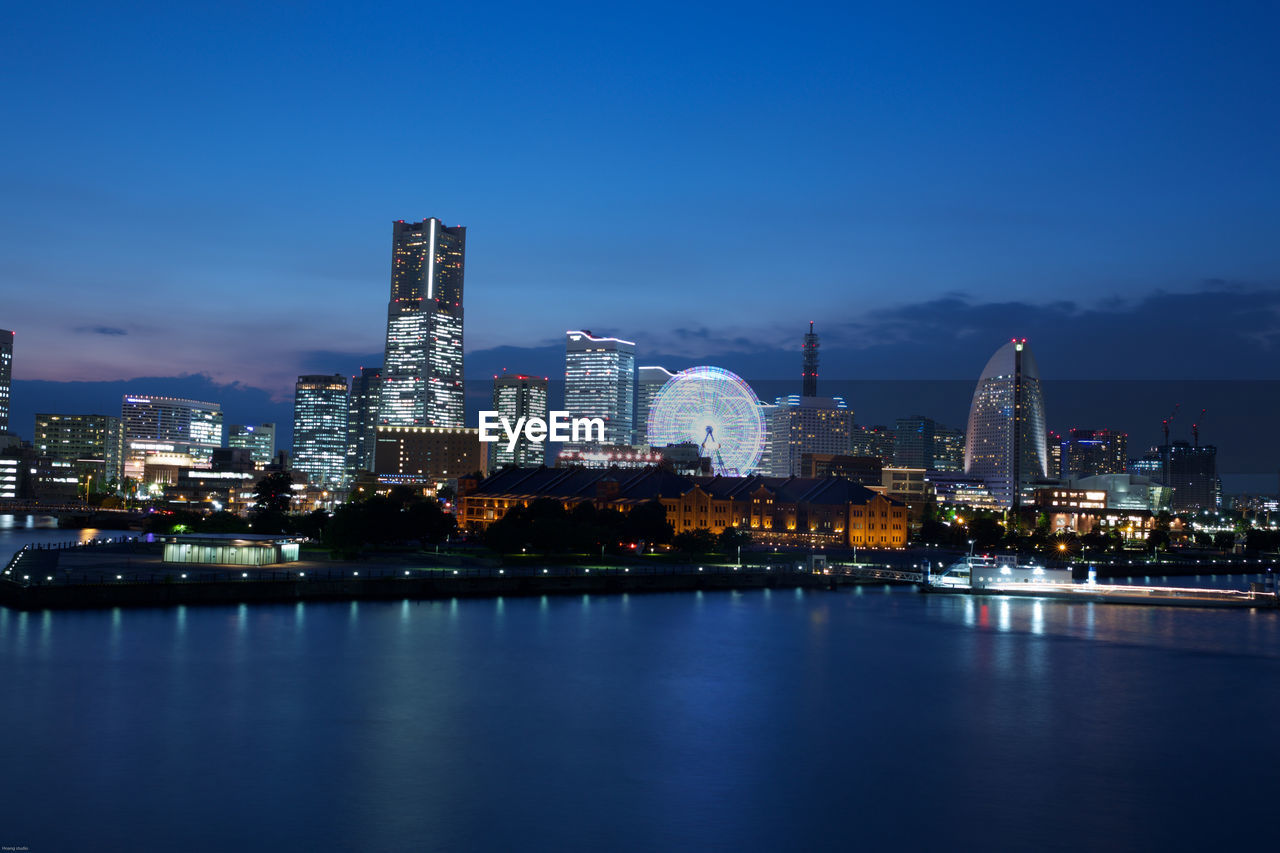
[2, 2, 1278, 409]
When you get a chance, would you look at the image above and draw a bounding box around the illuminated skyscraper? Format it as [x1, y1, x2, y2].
[379, 218, 466, 427]
[120, 396, 224, 480]
[346, 367, 382, 478]
[293, 374, 349, 489]
[964, 339, 1049, 509]
[33, 413, 124, 488]
[767, 398, 856, 476]
[0, 329, 12, 433]
[491, 373, 549, 468]
[564, 330, 635, 448]
[228, 423, 276, 469]
[635, 366, 675, 445]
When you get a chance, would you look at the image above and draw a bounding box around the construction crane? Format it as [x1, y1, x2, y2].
[1161, 403, 1180, 445]
[1192, 408, 1206, 446]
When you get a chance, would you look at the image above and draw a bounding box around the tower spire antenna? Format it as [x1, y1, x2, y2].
[802, 321, 819, 398]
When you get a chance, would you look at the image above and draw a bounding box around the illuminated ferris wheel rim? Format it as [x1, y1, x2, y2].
[646, 366, 766, 475]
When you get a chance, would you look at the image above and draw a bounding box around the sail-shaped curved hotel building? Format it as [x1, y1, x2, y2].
[964, 339, 1049, 509]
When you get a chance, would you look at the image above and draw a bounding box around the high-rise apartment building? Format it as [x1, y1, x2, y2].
[33, 413, 124, 489]
[228, 423, 276, 469]
[964, 339, 1049, 509]
[0, 329, 12, 433]
[346, 367, 382, 478]
[121, 396, 223, 480]
[379, 219, 466, 428]
[1059, 428, 1128, 479]
[293, 374, 349, 489]
[491, 373, 549, 468]
[564, 330, 635, 448]
[635, 366, 675, 445]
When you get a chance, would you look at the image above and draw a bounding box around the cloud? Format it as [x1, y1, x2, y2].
[75, 326, 128, 336]
[805, 281, 1280, 379]
[459, 280, 1280, 383]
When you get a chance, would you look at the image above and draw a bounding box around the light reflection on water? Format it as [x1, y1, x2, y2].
[1, 582, 1278, 851]
[0, 523, 141, 565]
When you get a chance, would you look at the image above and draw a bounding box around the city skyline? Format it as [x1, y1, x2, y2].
[1, 2, 1277, 494]
[5, 6, 1279, 850]
[1, 2, 1277, 397]
[5, 335, 1277, 494]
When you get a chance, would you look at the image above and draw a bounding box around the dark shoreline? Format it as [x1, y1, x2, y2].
[0, 566, 841, 611]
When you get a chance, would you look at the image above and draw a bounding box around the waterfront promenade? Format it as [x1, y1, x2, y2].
[0, 539, 834, 610]
[3, 536, 1277, 611]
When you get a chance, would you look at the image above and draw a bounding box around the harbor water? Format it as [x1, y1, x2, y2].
[2, 521, 1279, 851]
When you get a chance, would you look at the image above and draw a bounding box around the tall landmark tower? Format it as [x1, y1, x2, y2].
[964, 338, 1049, 509]
[378, 218, 466, 428]
[802, 321, 819, 398]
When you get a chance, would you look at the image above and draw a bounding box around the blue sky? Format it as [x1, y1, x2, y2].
[2, 1, 1277, 402]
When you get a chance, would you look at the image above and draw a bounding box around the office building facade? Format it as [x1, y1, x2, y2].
[346, 366, 382, 478]
[373, 426, 487, 487]
[767, 397, 857, 477]
[964, 339, 1050, 509]
[564, 330, 635, 447]
[491, 373, 549, 468]
[635, 365, 675, 446]
[228, 423, 276, 469]
[293, 374, 349, 489]
[121, 396, 224, 481]
[379, 219, 466, 428]
[33, 413, 125, 489]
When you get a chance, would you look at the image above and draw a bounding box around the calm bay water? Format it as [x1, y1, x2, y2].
[3, 522, 1280, 851]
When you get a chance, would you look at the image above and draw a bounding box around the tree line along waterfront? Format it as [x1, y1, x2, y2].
[91, 469, 1280, 570]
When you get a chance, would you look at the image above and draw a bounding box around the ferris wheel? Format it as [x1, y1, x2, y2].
[646, 367, 766, 476]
